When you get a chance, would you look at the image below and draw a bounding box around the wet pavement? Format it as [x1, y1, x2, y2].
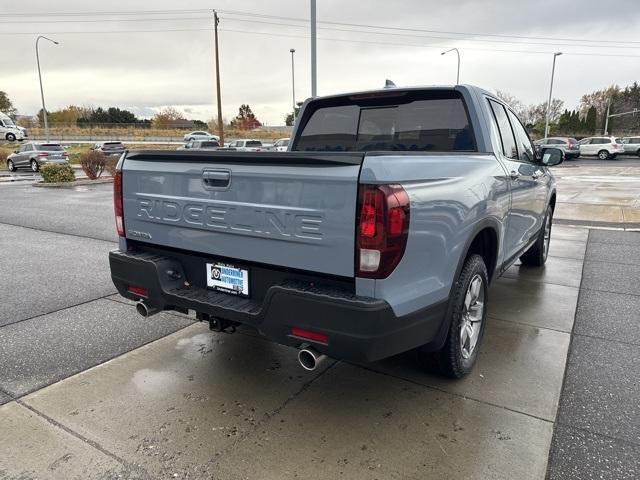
[553, 161, 640, 229]
[0, 164, 638, 479]
[0, 219, 586, 479]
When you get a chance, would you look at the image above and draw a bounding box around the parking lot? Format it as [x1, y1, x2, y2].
[0, 158, 639, 479]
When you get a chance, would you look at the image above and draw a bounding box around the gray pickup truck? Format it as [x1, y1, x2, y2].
[109, 85, 563, 378]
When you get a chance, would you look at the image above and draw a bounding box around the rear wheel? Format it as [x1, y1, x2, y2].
[520, 205, 553, 267]
[598, 150, 610, 160]
[7, 160, 16, 172]
[637, 149, 640, 157]
[30, 159, 39, 172]
[416, 254, 488, 378]
[5, 133, 16, 142]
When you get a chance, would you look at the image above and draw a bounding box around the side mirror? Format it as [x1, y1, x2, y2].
[537, 147, 564, 166]
[14, 150, 19, 154]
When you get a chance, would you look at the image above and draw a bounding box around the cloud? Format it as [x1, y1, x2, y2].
[3, 0, 640, 124]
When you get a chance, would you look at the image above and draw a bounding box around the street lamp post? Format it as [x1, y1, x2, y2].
[441, 48, 460, 84]
[310, 0, 317, 97]
[544, 52, 562, 139]
[36, 35, 59, 142]
[290, 48, 296, 124]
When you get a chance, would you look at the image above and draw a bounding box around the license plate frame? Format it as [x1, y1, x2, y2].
[206, 262, 250, 297]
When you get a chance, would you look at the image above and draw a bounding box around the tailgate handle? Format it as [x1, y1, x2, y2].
[202, 169, 231, 188]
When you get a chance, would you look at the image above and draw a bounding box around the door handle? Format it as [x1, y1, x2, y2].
[509, 170, 520, 181]
[202, 169, 231, 188]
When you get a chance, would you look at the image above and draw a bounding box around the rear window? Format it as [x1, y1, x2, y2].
[293, 90, 475, 152]
[246, 140, 262, 147]
[104, 142, 123, 147]
[200, 141, 219, 147]
[37, 144, 63, 151]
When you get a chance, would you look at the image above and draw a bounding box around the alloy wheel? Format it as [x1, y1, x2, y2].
[460, 274, 485, 359]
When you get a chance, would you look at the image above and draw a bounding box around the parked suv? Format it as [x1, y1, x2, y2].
[109, 85, 563, 379]
[578, 136, 625, 160]
[6, 142, 69, 172]
[617, 137, 640, 157]
[535, 137, 580, 159]
[227, 139, 263, 151]
[92, 141, 126, 156]
[177, 140, 220, 150]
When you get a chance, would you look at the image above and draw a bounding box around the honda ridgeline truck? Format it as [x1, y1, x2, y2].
[109, 85, 563, 378]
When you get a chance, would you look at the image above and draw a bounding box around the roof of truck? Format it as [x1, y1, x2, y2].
[306, 84, 495, 101]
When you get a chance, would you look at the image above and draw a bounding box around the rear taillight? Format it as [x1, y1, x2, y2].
[114, 170, 124, 237]
[63, 151, 69, 157]
[356, 184, 410, 278]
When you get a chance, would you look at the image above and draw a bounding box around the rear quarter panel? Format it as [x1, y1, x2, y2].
[358, 153, 510, 316]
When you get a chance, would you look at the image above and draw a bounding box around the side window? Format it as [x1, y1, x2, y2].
[634, 138, 640, 144]
[507, 110, 535, 163]
[488, 100, 517, 159]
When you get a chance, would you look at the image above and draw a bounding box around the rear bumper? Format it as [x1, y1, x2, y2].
[109, 249, 447, 363]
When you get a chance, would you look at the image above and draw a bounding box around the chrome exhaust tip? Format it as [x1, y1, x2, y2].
[136, 300, 160, 318]
[298, 347, 327, 371]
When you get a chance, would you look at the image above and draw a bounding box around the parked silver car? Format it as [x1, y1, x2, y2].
[183, 131, 219, 142]
[617, 136, 640, 156]
[6, 142, 69, 172]
[177, 140, 220, 151]
[534, 137, 580, 159]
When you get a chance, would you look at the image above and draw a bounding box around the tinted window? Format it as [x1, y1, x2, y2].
[281, 139, 289, 146]
[633, 138, 640, 143]
[507, 111, 535, 162]
[37, 144, 63, 151]
[549, 139, 564, 145]
[246, 141, 262, 147]
[294, 91, 475, 152]
[200, 141, 219, 147]
[488, 100, 517, 159]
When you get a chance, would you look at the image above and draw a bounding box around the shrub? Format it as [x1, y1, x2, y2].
[80, 150, 106, 179]
[104, 156, 118, 177]
[40, 164, 76, 183]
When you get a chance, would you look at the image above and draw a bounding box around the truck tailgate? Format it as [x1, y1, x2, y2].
[121, 151, 363, 277]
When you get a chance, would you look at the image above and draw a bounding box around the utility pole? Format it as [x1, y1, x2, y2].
[544, 52, 562, 139]
[310, 0, 317, 97]
[290, 48, 296, 124]
[213, 10, 224, 144]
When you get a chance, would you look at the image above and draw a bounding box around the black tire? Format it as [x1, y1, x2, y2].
[416, 254, 489, 379]
[5, 133, 16, 142]
[30, 159, 39, 172]
[520, 205, 553, 267]
[598, 150, 610, 160]
[636, 149, 640, 158]
[7, 160, 16, 172]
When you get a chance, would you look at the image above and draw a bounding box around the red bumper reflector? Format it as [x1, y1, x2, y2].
[291, 327, 328, 345]
[127, 285, 148, 298]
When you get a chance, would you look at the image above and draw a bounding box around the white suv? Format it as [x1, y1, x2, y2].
[578, 136, 625, 160]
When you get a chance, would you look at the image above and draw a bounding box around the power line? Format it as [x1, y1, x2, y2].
[1, 6, 638, 47]
[1, 25, 640, 59]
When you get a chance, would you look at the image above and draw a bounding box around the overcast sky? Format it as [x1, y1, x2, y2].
[2, 0, 640, 125]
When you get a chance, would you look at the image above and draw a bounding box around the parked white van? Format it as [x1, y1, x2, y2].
[0, 112, 25, 142]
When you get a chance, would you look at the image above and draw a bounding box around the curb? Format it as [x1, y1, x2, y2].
[33, 178, 114, 188]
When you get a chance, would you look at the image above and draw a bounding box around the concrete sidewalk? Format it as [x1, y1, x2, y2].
[0, 226, 586, 479]
[547, 229, 640, 480]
